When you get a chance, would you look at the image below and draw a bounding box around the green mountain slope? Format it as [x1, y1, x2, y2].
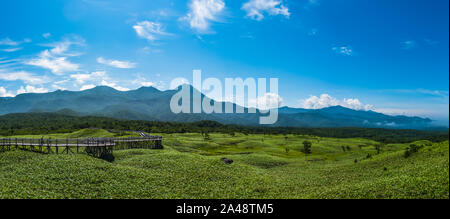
[0, 86, 437, 129]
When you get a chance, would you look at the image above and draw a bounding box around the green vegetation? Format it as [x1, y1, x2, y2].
[1, 113, 448, 143]
[5, 128, 140, 139]
[302, 140, 312, 161]
[404, 144, 424, 158]
[1, 129, 448, 199]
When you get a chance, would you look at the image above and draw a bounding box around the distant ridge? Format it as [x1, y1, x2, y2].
[0, 85, 439, 130]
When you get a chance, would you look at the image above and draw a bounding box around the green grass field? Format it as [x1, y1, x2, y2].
[0, 130, 448, 199]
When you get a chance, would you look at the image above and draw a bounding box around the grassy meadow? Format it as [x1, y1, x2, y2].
[0, 129, 448, 199]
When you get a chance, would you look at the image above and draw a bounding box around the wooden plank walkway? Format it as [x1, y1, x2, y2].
[0, 135, 163, 158]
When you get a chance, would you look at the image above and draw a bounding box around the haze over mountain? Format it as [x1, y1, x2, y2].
[0, 86, 439, 130]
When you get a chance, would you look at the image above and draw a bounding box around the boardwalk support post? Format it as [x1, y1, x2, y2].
[0, 134, 163, 158]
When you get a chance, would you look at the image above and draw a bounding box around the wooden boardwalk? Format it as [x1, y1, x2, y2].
[0, 135, 163, 158]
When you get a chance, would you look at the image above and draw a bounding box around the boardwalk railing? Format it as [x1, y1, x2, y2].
[0, 136, 163, 158]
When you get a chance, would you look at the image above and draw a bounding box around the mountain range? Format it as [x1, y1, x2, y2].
[0, 85, 439, 130]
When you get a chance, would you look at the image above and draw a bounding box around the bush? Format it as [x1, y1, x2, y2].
[404, 144, 423, 158]
[410, 144, 423, 153]
[404, 149, 412, 158]
[100, 153, 115, 162]
[375, 144, 382, 154]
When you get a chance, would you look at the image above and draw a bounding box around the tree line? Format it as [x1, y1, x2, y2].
[0, 112, 448, 143]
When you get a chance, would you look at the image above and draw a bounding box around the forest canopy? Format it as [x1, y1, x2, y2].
[0, 112, 448, 143]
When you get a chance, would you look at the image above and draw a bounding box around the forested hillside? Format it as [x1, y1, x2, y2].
[0, 86, 439, 130]
[0, 112, 447, 143]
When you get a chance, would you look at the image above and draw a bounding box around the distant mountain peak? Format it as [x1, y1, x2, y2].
[88, 86, 119, 92]
[324, 105, 354, 110]
[0, 85, 438, 130]
[133, 86, 161, 92]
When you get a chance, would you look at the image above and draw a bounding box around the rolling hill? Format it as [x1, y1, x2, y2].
[1, 130, 448, 199]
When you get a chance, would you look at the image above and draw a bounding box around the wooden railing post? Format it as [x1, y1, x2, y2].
[1, 133, 162, 156]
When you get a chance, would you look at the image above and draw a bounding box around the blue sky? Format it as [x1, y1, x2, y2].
[0, 0, 448, 124]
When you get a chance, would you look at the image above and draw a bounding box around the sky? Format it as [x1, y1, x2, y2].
[0, 0, 449, 125]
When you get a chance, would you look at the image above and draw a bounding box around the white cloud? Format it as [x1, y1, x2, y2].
[302, 94, 339, 109]
[134, 78, 166, 90]
[133, 21, 171, 41]
[249, 93, 284, 110]
[1, 47, 22, 52]
[0, 38, 20, 46]
[0, 38, 31, 46]
[45, 38, 84, 56]
[53, 79, 70, 85]
[306, 0, 320, 8]
[97, 57, 136, 69]
[100, 80, 130, 92]
[139, 46, 163, 54]
[242, 0, 290, 21]
[71, 71, 132, 92]
[131, 74, 158, 88]
[70, 71, 106, 84]
[170, 77, 191, 89]
[402, 40, 416, 50]
[382, 88, 449, 98]
[80, 84, 96, 91]
[182, 0, 225, 33]
[25, 38, 84, 75]
[43, 33, 52, 39]
[16, 85, 48, 95]
[70, 74, 92, 84]
[0, 87, 14, 97]
[300, 94, 374, 111]
[415, 89, 449, 97]
[0, 71, 47, 84]
[52, 83, 67, 91]
[374, 108, 444, 119]
[332, 46, 354, 56]
[342, 98, 374, 111]
[26, 53, 79, 75]
[140, 81, 155, 87]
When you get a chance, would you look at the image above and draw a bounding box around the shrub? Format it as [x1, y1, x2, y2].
[375, 144, 382, 154]
[410, 144, 423, 153]
[302, 141, 312, 161]
[404, 149, 412, 158]
[404, 144, 423, 158]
